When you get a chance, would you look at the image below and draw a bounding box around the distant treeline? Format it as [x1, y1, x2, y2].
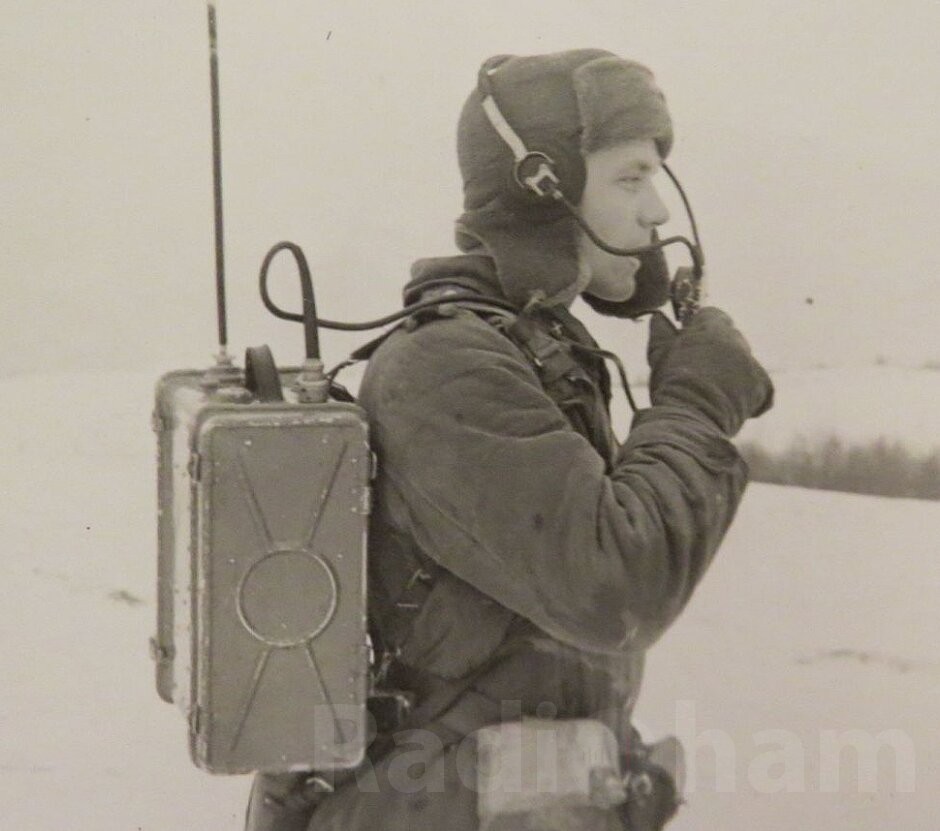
[738, 436, 940, 501]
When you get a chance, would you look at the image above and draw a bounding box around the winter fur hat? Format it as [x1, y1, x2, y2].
[456, 49, 673, 314]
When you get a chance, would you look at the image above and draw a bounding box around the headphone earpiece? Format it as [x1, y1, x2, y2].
[513, 152, 562, 200]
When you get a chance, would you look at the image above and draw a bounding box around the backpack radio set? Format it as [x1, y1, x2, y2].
[151, 7, 373, 775]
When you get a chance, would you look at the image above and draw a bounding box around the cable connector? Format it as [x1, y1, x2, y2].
[292, 357, 330, 404]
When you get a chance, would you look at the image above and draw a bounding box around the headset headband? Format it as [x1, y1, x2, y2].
[477, 61, 563, 199]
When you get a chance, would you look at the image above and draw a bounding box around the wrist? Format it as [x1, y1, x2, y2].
[647, 392, 738, 436]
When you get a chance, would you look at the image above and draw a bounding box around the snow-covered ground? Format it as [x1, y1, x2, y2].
[633, 484, 940, 830]
[0, 371, 251, 829]
[1, 368, 937, 829]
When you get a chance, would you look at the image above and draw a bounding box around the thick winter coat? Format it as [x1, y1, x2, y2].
[299, 254, 749, 830]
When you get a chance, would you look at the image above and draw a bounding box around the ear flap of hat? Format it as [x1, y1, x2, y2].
[455, 212, 589, 307]
[580, 242, 671, 318]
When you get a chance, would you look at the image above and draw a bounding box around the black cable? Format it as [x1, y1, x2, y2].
[260, 261, 518, 331]
[567, 341, 639, 414]
[259, 240, 643, 417]
[662, 162, 704, 268]
[558, 194, 701, 273]
[259, 241, 320, 359]
[538, 160, 704, 278]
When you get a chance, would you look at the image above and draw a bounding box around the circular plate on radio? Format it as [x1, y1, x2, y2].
[236, 550, 338, 647]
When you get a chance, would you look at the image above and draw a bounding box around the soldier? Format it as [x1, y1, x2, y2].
[247, 49, 773, 831]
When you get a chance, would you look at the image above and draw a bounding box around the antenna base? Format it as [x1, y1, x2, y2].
[201, 349, 250, 401]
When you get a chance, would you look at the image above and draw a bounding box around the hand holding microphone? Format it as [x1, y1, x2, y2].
[647, 307, 774, 436]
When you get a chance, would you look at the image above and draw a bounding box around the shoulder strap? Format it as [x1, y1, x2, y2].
[501, 313, 584, 385]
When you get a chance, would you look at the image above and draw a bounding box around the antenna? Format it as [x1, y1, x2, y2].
[203, 2, 244, 393]
[208, 2, 230, 362]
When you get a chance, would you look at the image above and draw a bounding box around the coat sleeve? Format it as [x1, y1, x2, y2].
[359, 313, 748, 654]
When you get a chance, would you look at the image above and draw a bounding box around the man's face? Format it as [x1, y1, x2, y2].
[578, 139, 670, 302]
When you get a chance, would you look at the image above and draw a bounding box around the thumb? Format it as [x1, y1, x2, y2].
[647, 311, 678, 371]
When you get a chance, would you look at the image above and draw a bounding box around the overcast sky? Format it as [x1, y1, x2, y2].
[3, 0, 939, 377]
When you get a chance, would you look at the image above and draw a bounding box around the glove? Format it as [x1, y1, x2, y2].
[647, 308, 774, 436]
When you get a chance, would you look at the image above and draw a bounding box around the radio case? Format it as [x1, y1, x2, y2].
[153, 368, 371, 774]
